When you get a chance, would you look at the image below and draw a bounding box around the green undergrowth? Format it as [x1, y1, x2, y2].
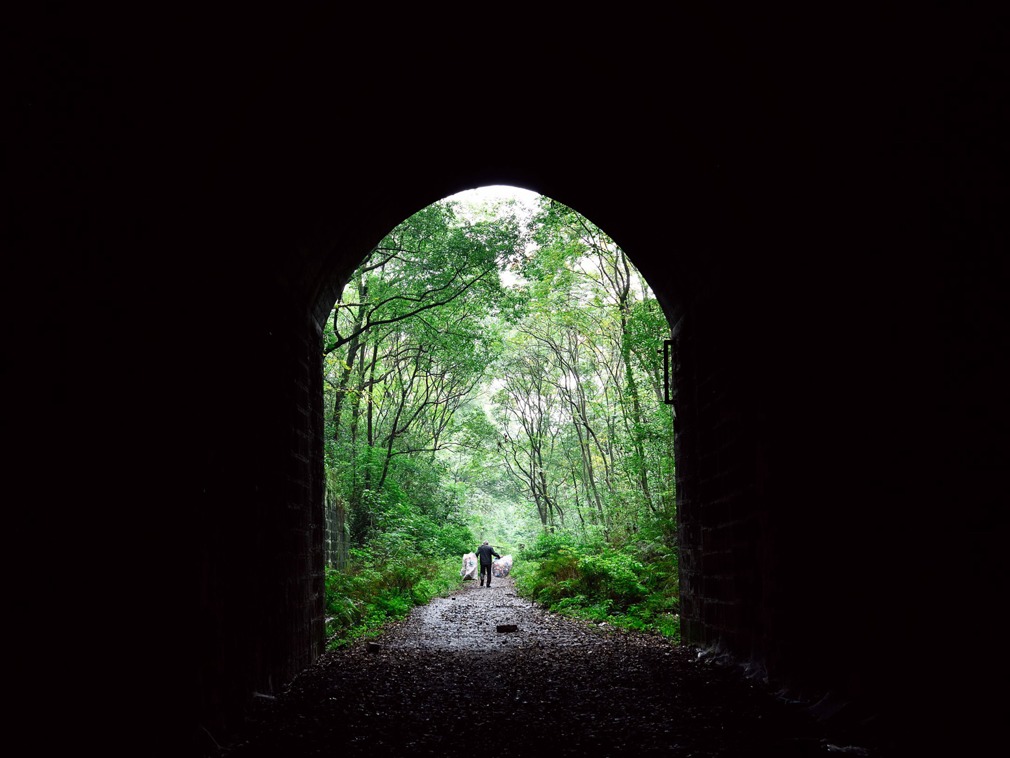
[324, 552, 463, 650]
[323, 530, 680, 649]
[513, 531, 680, 642]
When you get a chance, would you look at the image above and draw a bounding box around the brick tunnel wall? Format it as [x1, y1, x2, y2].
[668, 243, 950, 720]
[671, 284, 772, 674]
[197, 302, 328, 740]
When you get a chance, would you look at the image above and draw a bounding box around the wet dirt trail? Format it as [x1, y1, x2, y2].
[215, 576, 880, 757]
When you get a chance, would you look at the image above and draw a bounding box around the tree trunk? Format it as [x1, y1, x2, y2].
[332, 279, 368, 441]
[617, 254, 653, 513]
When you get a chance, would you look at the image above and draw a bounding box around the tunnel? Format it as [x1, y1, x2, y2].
[8, 8, 1003, 757]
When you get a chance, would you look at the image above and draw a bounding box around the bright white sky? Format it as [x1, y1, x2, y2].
[444, 184, 541, 215]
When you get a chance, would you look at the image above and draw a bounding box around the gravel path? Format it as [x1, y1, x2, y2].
[215, 576, 882, 757]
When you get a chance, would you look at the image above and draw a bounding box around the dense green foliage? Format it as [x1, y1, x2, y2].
[514, 532, 680, 641]
[321, 188, 678, 647]
[324, 555, 463, 649]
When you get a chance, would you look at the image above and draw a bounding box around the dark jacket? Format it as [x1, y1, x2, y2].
[476, 544, 500, 566]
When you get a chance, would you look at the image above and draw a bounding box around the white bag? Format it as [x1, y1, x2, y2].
[460, 552, 478, 580]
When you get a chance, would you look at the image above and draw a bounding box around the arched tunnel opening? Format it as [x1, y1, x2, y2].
[317, 185, 681, 653]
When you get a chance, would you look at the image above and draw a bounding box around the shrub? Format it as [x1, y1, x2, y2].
[513, 538, 680, 643]
[324, 553, 465, 649]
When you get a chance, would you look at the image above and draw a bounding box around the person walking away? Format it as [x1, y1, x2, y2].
[476, 540, 500, 588]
